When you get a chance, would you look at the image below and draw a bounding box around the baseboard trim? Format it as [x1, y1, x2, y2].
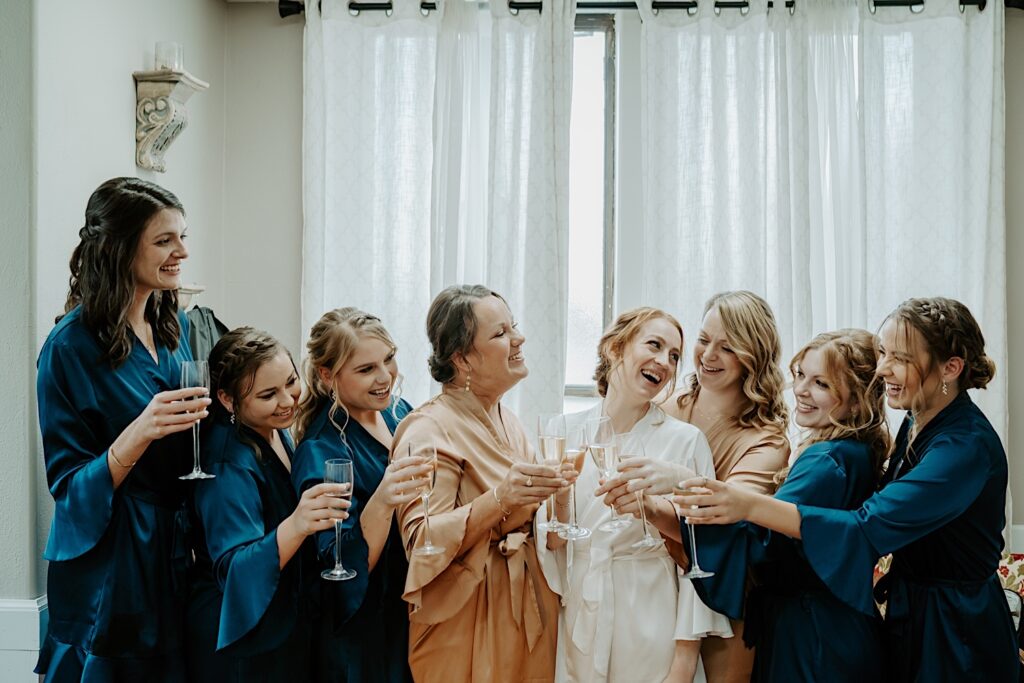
[0, 596, 46, 653]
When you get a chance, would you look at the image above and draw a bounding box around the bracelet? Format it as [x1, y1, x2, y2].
[109, 446, 135, 469]
[492, 488, 512, 520]
[555, 500, 570, 509]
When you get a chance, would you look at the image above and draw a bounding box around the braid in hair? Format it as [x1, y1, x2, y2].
[208, 327, 293, 457]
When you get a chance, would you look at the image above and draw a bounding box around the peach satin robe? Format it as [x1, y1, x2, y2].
[395, 386, 558, 683]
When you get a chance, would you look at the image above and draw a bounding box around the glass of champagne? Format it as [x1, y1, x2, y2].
[321, 457, 357, 581]
[537, 414, 567, 533]
[557, 425, 591, 541]
[675, 458, 714, 579]
[586, 416, 630, 532]
[617, 436, 662, 549]
[409, 442, 444, 557]
[179, 360, 214, 480]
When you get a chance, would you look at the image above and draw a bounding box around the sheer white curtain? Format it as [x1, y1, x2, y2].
[486, 0, 576, 423]
[638, 0, 1006, 446]
[303, 0, 442, 404]
[304, 0, 573, 416]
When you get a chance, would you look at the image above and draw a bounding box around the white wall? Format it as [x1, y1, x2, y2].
[1007, 10, 1023, 525]
[222, 5, 305, 354]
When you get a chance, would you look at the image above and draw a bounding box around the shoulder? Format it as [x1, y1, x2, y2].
[663, 391, 693, 421]
[39, 312, 100, 375]
[924, 424, 1003, 471]
[795, 439, 867, 474]
[202, 419, 260, 469]
[652, 406, 705, 442]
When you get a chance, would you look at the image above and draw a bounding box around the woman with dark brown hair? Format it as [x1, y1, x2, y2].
[35, 177, 210, 681]
[682, 298, 1017, 681]
[395, 284, 570, 683]
[185, 328, 350, 681]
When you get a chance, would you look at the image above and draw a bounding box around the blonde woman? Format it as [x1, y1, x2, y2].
[536, 308, 728, 683]
[291, 308, 431, 682]
[604, 291, 789, 682]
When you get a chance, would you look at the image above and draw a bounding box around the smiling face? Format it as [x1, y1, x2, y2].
[131, 208, 188, 294]
[458, 296, 527, 397]
[608, 317, 682, 402]
[792, 346, 851, 430]
[692, 306, 745, 395]
[329, 334, 399, 415]
[226, 350, 301, 440]
[875, 317, 942, 412]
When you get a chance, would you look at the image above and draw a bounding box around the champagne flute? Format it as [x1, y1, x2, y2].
[557, 425, 591, 541]
[408, 442, 444, 557]
[616, 436, 662, 549]
[537, 414, 567, 533]
[321, 457, 357, 581]
[179, 360, 214, 480]
[676, 459, 714, 579]
[586, 416, 630, 532]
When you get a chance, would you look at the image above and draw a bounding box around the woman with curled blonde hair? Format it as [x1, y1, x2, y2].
[291, 308, 430, 682]
[674, 329, 889, 681]
[681, 297, 1016, 681]
[671, 291, 790, 682]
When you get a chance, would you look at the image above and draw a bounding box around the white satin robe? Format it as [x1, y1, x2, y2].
[536, 402, 732, 683]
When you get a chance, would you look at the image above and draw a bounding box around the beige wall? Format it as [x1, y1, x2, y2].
[1007, 10, 1023, 524]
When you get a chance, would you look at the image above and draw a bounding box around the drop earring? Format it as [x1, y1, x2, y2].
[942, 381, 949, 396]
[465, 372, 472, 393]
[229, 412, 236, 425]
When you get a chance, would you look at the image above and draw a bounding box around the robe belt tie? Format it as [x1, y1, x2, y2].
[497, 530, 547, 651]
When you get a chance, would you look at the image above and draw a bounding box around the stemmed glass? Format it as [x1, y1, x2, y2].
[676, 459, 714, 579]
[408, 442, 444, 557]
[536, 414, 567, 533]
[557, 425, 591, 541]
[321, 457, 357, 581]
[616, 436, 662, 549]
[179, 360, 215, 480]
[586, 416, 630, 532]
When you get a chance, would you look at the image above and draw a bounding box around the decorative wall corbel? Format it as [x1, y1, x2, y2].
[132, 69, 209, 172]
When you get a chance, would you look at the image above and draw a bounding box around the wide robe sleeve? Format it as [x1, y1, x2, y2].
[688, 441, 857, 619]
[798, 433, 991, 616]
[194, 459, 286, 652]
[290, 432, 370, 625]
[38, 340, 115, 561]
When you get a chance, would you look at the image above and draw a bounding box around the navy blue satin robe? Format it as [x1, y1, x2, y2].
[292, 399, 413, 683]
[186, 416, 314, 681]
[799, 392, 1017, 682]
[35, 307, 193, 682]
[686, 439, 884, 682]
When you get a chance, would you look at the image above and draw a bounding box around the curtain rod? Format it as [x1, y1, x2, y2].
[279, 0, 995, 17]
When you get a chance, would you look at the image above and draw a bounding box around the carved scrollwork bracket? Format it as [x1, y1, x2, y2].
[132, 70, 209, 172]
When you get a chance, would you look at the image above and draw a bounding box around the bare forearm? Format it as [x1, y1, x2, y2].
[746, 496, 802, 538]
[648, 496, 682, 543]
[106, 424, 153, 489]
[275, 516, 306, 569]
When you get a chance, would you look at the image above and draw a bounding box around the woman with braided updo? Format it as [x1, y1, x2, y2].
[185, 327, 350, 681]
[36, 178, 210, 681]
[681, 298, 1017, 681]
[291, 308, 430, 682]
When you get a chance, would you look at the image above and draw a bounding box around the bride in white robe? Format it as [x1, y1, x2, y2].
[536, 309, 731, 683]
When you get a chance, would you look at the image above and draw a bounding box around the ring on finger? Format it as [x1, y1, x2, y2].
[525, 475, 533, 487]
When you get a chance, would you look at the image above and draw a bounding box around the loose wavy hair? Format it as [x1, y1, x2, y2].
[294, 308, 399, 443]
[593, 307, 684, 399]
[64, 177, 185, 367]
[679, 291, 789, 431]
[782, 329, 891, 484]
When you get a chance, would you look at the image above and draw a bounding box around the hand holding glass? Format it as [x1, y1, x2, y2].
[587, 416, 630, 532]
[557, 425, 591, 541]
[675, 462, 714, 579]
[406, 442, 444, 557]
[617, 437, 661, 549]
[322, 457, 357, 581]
[179, 360, 214, 480]
[537, 414, 567, 533]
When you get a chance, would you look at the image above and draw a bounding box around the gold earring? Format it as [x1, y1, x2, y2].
[465, 372, 472, 393]
[942, 381, 949, 396]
